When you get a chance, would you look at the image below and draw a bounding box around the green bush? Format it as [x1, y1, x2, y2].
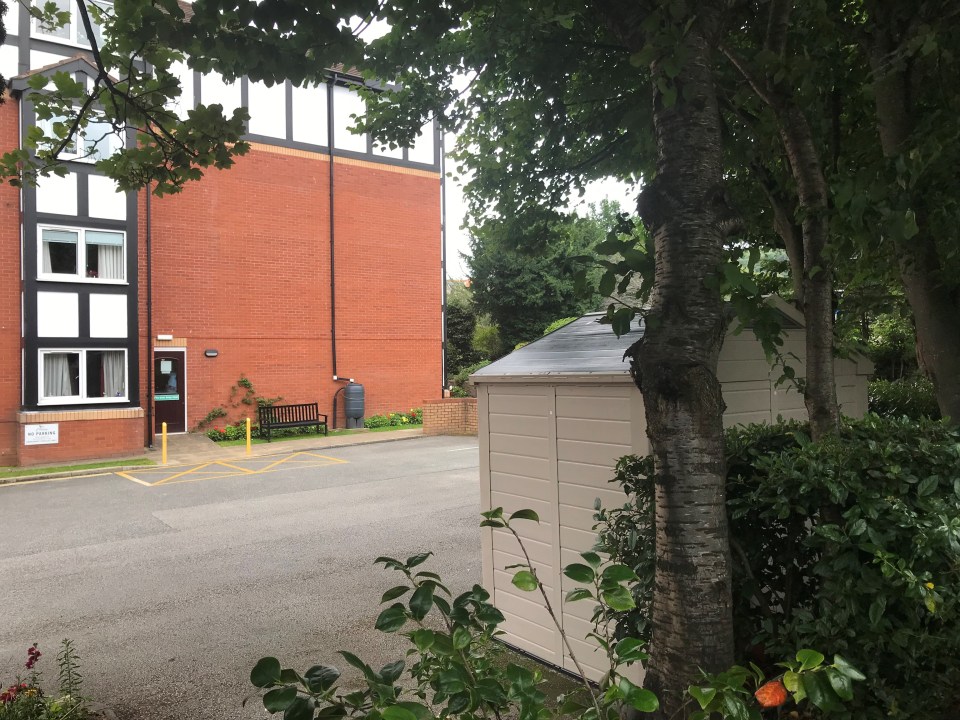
[869, 376, 940, 420]
[363, 409, 422, 429]
[471, 321, 503, 360]
[596, 416, 960, 719]
[449, 360, 491, 397]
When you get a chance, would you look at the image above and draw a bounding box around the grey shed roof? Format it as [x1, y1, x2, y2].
[471, 314, 640, 381]
[470, 297, 808, 382]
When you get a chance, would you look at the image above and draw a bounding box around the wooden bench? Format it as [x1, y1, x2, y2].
[258, 403, 328, 442]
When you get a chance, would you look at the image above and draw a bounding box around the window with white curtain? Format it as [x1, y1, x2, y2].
[39, 225, 125, 282]
[40, 349, 126, 403]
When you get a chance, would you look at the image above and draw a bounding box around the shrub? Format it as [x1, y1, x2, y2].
[471, 321, 503, 360]
[363, 410, 422, 429]
[450, 360, 491, 397]
[868, 376, 940, 420]
[596, 416, 960, 720]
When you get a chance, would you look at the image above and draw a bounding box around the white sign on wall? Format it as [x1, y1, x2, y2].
[25, 424, 59, 445]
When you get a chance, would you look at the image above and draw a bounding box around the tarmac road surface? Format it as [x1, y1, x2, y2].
[0, 435, 481, 720]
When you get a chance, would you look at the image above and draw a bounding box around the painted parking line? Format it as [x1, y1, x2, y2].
[116, 451, 348, 487]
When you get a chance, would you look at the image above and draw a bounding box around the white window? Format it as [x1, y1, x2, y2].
[35, 113, 122, 163]
[32, 0, 112, 48]
[39, 225, 126, 282]
[39, 348, 127, 404]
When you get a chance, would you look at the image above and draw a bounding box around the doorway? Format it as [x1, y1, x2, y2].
[154, 350, 186, 433]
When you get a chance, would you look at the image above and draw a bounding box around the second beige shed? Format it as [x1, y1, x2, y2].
[471, 302, 871, 681]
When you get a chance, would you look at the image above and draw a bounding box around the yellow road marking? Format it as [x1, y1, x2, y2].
[115, 453, 349, 487]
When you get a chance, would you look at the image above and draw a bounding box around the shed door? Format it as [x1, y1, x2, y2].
[480, 382, 642, 682]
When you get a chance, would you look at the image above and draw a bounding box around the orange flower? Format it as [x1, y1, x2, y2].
[755, 679, 789, 708]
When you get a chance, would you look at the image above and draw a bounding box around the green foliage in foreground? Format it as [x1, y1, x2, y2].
[869, 376, 941, 421]
[250, 511, 862, 720]
[596, 415, 960, 719]
[0, 640, 88, 720]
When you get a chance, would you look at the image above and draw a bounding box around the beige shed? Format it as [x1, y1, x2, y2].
[471, 301, 872, 681]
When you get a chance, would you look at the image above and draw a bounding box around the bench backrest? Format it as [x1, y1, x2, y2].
[259, 402, 319, 425]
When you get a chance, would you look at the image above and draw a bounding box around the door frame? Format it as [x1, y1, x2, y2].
[153, 347, 187, 434]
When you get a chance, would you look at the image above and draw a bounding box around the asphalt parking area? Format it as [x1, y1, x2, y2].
[116, 451, 349, 486]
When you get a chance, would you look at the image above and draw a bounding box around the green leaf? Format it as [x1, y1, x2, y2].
[393, 702, 433, 720]
[381, 585, 411, 603]
[376, 603, 409, 632]
[563, 563, 595, 583]
[615, 637, 648, 663]
[868, 596, 886, 626]
[581, 551, 602, 568]
[916, 475, 938, 496]
[436, 669, 466, 694]
[618, 677, 659, 712]
[601, 585, 636, 611]
[721, 693, 750, 720]
[687, 686, 716, 710]
[832, 655, 866, 682]
[409, 584, 435, 620]
[379, 660, 405, 684]
[602, 564, 639, 582]
[263, 686, 298, 713]
[251, 657, 282, 688]
[339, 652, 376, 682]
[825, 667, 854, 701]
[406, 552, 432, 568]
[304, 665, 340, 693]
[796, 649, 825, 671]
[782, 670, 800, 693]
[512, 570, 539, 592]
[801, 671, 844, 712]
[284, 697, 315, 720]
[509, 509, 540, 522]
[382, 708, 417, 720]
[452, 626, 472, 650]
[565, 587, 593, 603]
[409, 629, 435, 652]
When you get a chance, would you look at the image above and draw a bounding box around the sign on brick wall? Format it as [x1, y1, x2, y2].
[24, 424, 59, 445]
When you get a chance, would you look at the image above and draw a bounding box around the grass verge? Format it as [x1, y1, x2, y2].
[213, 424, 422, 447]
[0, 457, 155, 480]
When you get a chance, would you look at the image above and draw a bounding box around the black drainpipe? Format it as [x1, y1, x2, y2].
[439, 130, 448, 394]
[145, 184, 154, 448]
[327, 73, 338, 379]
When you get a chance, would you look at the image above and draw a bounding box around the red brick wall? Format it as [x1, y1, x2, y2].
[17, 415, 144, 467]
[422, 398, 478, 436]
[0, 95, 21, 466]
[143, 148, 442, 433]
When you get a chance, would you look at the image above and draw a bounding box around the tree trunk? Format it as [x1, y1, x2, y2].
[868, 12, 960, 422]
[776, 107, 840, 439]
[628, 18, 734, 719]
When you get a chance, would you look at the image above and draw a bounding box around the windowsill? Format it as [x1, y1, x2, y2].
[37, 276, 128, 286]
[30, 32, 94, 51]
[38, 396, 129, 406]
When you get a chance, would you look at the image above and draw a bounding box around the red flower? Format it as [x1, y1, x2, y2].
[755, 680, 789, 708]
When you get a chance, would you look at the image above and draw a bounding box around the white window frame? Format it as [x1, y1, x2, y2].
[31, 0, 113, 49]
[34, 113, 122, 164]
[38, 224, 127, 284]
[38, 347, 129, 405]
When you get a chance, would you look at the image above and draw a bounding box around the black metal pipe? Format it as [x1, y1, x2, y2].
[327, 73, 338, 379]
[439, 130, 448, 394]
[145, 183, 153, 448]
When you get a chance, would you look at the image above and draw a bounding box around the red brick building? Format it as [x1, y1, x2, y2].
[0, 7, 445, 466]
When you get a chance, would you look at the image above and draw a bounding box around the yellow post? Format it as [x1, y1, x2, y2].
[246, 417, 252, 456]
[161, 422, 168, 465]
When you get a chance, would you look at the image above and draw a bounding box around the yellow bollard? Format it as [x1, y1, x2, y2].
[161, 422, 168, 465]
[246, 417, 252, 456]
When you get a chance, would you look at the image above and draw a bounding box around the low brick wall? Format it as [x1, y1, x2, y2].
[422, 398, 478, 436]
[16, 408, 145, 466]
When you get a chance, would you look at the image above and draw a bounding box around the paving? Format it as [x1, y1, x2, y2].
[0, 434, 481, 720]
